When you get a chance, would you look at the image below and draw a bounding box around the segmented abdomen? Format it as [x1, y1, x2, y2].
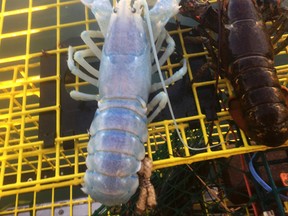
[221, 0, 288, 146]
[230, 56, 288, 146]
[82, 100, 146, 206]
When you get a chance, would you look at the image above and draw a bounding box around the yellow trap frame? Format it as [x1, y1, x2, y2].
[0, 0, 288, 215]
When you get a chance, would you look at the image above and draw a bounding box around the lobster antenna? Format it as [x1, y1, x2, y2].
[141, 0, 221, 151]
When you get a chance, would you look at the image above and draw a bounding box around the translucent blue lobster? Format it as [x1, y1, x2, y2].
[67, 0, 186, 206]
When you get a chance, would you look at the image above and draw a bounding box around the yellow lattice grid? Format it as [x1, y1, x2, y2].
[0, 0, 288, 215]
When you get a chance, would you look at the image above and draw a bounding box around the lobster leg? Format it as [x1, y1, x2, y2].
[184, 33, 219, 75]
[267, 14, 286, 35]
[69, 90, 100, 101]
[147, 91, 168, 123]
[80, 30, 103, 59]
[67, 46, 99, 87]
[154, 29, 167, 58]
[272, 16, 288, 54]
[70, 30, 104, 81]
[265, 7, 288, 54]
[151, 30, 176, 74]
[274, 36, 288, 54]
[67, 31, 103, 102]
[150, 59, 187, 92]
[271, 19, 288, 44]
[73, 49, 99, 80]
[197, 25, 218, 50]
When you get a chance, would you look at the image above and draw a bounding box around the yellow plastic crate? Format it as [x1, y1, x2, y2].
[0, 0, 288, 215]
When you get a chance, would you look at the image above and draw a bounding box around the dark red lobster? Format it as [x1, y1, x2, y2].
[180, 0, 288, 147]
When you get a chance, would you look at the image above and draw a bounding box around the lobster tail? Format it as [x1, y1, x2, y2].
[221, 0, 288, 146]
[83, 168, 139, 205]
[82, 101, 147, 206]
[229, 56, 288, 146]
[245, 102, 288, 146]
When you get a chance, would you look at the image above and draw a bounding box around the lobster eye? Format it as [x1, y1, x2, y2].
[131, 7, 136, 13]
[113, 7, 117, 13]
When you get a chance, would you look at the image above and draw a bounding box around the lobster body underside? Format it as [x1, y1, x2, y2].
[220, 0, 288, 146]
